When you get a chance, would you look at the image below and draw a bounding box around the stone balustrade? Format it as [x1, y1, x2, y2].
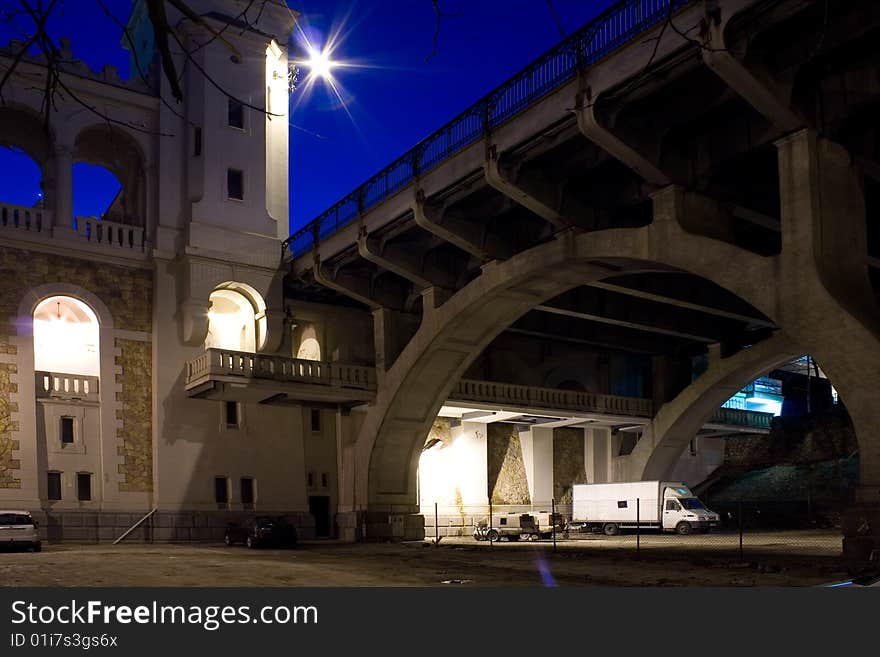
[75, 216, 145, 252]
[451, 379, 654, 418]
[35, 371, 100, 402]
[709, 406, 774, 430]
[185, 348, 377, 391]
[0, 202, 47, 234]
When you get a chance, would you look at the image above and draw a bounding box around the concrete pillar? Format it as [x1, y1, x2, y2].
[51, 144, 74, 237]
[585, 427, 611, 483]
[777, 129, 880, 564]
[528, 426, 554, 505]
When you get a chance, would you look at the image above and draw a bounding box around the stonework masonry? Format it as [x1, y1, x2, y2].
[553, 427, 587, 504]
[487, 423, 530, 505]
[115, 338, 152, 493]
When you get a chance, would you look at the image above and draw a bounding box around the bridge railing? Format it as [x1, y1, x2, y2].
[450, 379, 654, 418]
[283, 0, 692, 260]
[709, 407, 775, 430]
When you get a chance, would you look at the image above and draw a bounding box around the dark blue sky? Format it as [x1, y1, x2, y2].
[0, 0, 613, 233]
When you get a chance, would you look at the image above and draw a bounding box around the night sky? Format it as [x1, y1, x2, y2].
[0, 0, 613, 233]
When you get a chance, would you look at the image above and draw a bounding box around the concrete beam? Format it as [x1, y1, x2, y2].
[312, 255, 400, 311]
[534, 304, 717, 343]
[575, 97, 670, 186]
[585, 281, 776, 329]
[357, 228, 438, 290]
[484, 149, 573, 230]
[411, 193, 494, 261]
[701, 14, 802, 132]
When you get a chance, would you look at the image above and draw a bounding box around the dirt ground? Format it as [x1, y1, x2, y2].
[0, 530, 854, 587]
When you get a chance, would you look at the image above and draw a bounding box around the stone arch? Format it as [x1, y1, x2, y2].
[0, 104, 54, 205]
[73, 124, 146, 226]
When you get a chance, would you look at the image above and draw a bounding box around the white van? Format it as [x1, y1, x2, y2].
[0, 510, 42, 551]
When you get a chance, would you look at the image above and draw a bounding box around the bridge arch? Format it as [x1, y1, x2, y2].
[358, 201, 784, 511]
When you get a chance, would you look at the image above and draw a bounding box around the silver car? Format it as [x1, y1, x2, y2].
[0, 510, 41, 552]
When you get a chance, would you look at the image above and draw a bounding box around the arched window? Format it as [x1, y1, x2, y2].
[296, 325, 321, 361]
[33, 296, 100, 376]
[206, 284, 266, 352]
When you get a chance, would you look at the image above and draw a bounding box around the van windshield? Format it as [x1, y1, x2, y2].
[679, 498, 706, 510]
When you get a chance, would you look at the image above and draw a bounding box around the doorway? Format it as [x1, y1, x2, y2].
[308, 496, 331, 538]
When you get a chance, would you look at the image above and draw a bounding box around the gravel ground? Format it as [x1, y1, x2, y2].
[0, 530, 851, 587]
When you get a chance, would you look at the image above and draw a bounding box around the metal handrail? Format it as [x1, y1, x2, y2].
[283, 0, 692, 260]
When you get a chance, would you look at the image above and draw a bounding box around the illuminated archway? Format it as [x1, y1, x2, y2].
[33, 296, 100, 376]
[296, 325, 321, 361]
[205, 283, 267, 353]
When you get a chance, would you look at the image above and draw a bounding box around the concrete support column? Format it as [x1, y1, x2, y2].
[457, 421, 489, 509]
[526, 426, 554, 506]
[51, 144, 74, 237]
[777, 129, 880, 563]
[584, 427, 612, 484]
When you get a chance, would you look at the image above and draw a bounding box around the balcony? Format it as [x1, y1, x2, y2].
[0, 201, 147, 258]
[35, 371, 100, 403]
[184, 348, 377, 405]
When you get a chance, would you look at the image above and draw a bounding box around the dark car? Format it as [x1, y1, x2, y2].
[224, 516, 298, 549]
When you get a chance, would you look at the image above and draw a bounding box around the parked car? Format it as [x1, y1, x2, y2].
[224, 516, 298, 549]
[0, 510, 41, 552]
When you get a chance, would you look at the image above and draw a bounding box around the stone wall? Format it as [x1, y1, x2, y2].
[0, 363, 20, 488]
[116, 339, 153, 492]
[0, 245, 153, 491]
[487, 423, 530, 504]
[553, 427, 587, 504]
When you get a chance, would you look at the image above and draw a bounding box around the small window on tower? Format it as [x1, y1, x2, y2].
[225, 401, 239, 429]
[193, 127, 202, 156]
[227, 169, 244, 200]
[227, 98, 244, 129]
[310, 409, 321, 432]
[77, 473, 92, 501]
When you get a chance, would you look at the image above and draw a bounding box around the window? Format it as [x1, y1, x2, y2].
[76, 473, 91, 501]
[227, 98, 244, 129]
[47, 472, 61, 501]
[307, 472, 314, 488]
[666, 500, 680, 511]
[499, 517, 507, 525]
[310, 409, 321, 432]
[60, 417, 74, 444]
[215, 477, 229, 504]
[227, 169, 244, 200]
[617, 501, 628, 509]
[689, 439, 697, 456]
[193, 127, 202, 156]
[321, 473, 328, 488]
[225, 401, 239, 429]
[240, 477, 254, 505]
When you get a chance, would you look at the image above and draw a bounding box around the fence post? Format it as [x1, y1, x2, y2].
[636, 497, 640, 560]
[489, 499, 493, 547]
[434, 502, 439, 546]
[552, 498, 557, 552]
[738, 500, 744, 562]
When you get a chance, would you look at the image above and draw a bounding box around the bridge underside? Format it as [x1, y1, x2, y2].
[282, 0, 880, 553]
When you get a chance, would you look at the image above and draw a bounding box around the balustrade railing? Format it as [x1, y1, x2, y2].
[710, 406, 774, 430]
[451, 379, 654, 418]
[35, 371, 99, 401]
[185, 348, 377, 391]
[76, 216, 145, 251]
[0, 202, 46, 234]
[282, 0, 692, 259]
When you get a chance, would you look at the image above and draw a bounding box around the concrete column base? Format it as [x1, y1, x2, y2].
[841, 504, 880, 571]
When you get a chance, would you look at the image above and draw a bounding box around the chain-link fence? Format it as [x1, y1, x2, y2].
[420, 499, 844, 564]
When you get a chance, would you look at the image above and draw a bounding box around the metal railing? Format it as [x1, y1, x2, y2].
[283, 0, 692, 259]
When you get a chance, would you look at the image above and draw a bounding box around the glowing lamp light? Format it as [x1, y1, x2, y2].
[304, 47, 335, 80]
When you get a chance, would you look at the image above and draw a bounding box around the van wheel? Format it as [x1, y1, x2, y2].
[676, 521, 693, 535]
[603, 523, 620, 536]
[486, 530, 499, 542]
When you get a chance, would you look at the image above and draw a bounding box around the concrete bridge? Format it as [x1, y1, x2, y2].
[281, 0, 880, 547]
